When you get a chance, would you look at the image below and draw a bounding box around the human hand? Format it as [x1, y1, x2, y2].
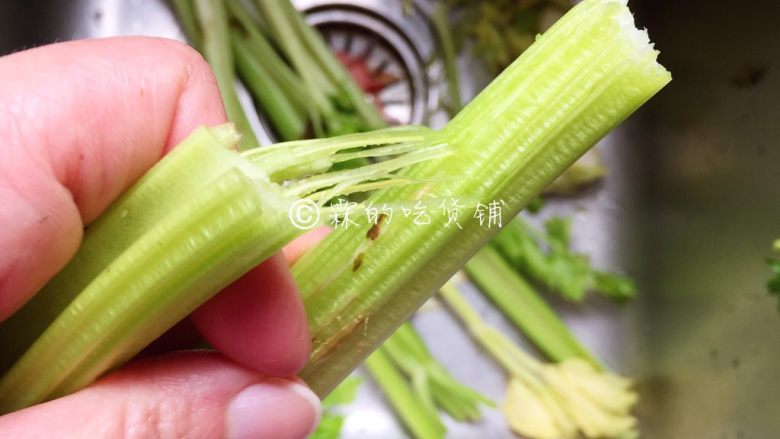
[0, 37, 321, 438]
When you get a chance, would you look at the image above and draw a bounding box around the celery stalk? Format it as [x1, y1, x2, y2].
[465, 247, 600, 366]
[170, 0, 201, 46]
[226, 0, 315, 133]
[253, 0, 385, 135]
[226, 0, 301, 98]
[430, 2, 462, 113]
[365, 347, 446, 439]
[0, 126, 245, 374]
[381, 322, 493, 421]
[440, 281, 637, 439]
[194, 0, 259, 150]
[274, 0, 385, 130]
[295, 0, 670, 396]
[0, 169, 295, 412]
[0, 126, 444, 413]
[233, 34, 307, 141]
[253, 0, 337, 129]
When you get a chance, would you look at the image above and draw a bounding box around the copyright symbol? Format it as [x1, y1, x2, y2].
[288, 199, 320, 230]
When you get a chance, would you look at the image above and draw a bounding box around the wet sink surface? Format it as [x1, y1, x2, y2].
[1, 1, 779, 437]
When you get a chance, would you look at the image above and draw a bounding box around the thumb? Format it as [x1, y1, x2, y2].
[0, 352, 321, 439]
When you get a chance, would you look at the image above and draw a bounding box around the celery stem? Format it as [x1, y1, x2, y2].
[365, 348, 446, 439]
[465, 247, 600, 366]
[277, 0, 386, 130]
[296, 0, 670, 396]
[232, 35, 307, 141]
[195, 0, 259, 150]
[170, 0, 201, 46]
[431, 1, 462, 113]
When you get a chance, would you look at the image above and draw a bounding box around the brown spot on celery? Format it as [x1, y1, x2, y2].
[310, 314, 369, 365]
[366, 213, 387, 240]
[352, 252, 364, 271]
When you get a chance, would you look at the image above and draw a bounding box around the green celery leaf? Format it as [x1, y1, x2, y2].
[591, 270, 637, 301]
[309, 415, 345, 439]
[310, 376, 362, 439]
[323, 376, 362, 408]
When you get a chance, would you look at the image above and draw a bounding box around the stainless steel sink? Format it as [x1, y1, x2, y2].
[1, 1, 779, 438]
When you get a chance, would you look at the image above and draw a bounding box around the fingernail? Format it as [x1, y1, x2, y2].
[227, 378, 321, 439]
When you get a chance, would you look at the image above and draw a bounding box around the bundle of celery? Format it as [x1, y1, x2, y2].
[0, 0, 669, 415]
[172, 0, 385, 147]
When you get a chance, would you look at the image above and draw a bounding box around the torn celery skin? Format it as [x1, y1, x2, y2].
[294, 0, 670, 397]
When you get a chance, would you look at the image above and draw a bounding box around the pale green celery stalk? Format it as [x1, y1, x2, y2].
[294, 0, 670, 396]
[0, 126, 244, 375]
[439, 281, 530, 382]
[0, 126, 445, 414]
[227, 0, 304, 101]
[440, 280, 638, 439]
[226, 0, 315, 131]
[170, 0, 201, 46]
[365, 348, 446, 439]
[233, 34, 307, 141]
[430, 1, 462, 113]
[465, 247, 599, 366]
[0, 127, 287, 412]
[194, 0, 259, 150]
[382, 322, 493, 421]
[0, 170, 294, 412]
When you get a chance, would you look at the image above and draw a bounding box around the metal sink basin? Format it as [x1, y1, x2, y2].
[1, 1, 779, 437]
